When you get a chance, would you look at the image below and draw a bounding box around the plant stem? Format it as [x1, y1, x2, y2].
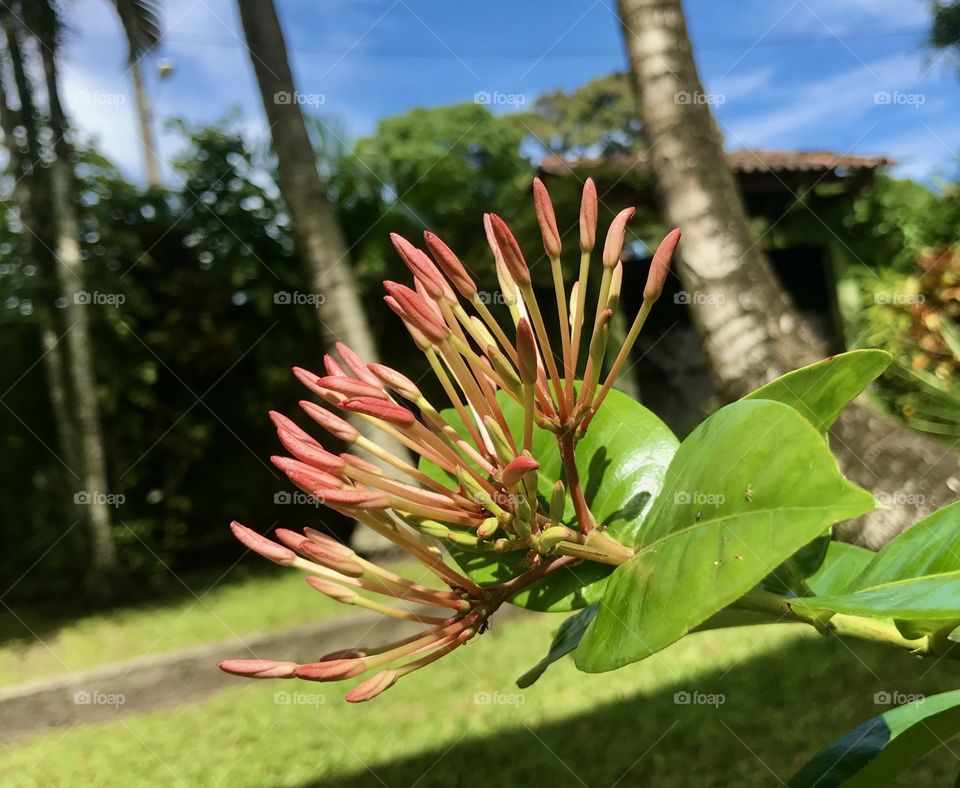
[559, 428, 595, 534]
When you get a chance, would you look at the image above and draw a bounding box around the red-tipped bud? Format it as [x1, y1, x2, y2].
[230, 521, 296, 566]
[294, 658, 367, 682]
[273, 439, 346, 477]
[602, 207, 636, 269]
[384, 282, 449, 344]
[292, 366, 338, 401]
[580, 177, 598, 252]
[424, 231, 477, 298]
[488, 214, 531, 287]
[345, 669, 398, 702]
[502, 455, 540, 486]
[334, 342, 381, 387]
[323, 354, 348, 378]
[533, 177, 561, 258]
[341, 452, 383, 476]
[341, 397, 417, 427]
[516, 318, 538, 386]
[643, 228, 681, 301]
[303, 527, 355, 559]
[299, 401, 360, 443]
[315, 375, 386, 400]
[391, 233, 449, 300]
[274, 527, 311, 553]
[269, 411, 321, 448]
[300, 542, 364, 577]
[414, 278, 444, 319]
[218, 659, 297, 679]
[368, 363, 422, 400]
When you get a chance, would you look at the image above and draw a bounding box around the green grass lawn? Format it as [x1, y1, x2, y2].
[4, 612, 960, 787]
[0, 560, 432, 687]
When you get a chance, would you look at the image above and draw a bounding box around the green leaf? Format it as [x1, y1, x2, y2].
[791, 502, 960, 634]
[761, 532, 831, 595]
[789, 689, 960, 787]
[575, 399, 876, 672]
[419, 387, 678, 611]
[516, 604, 598, 688]
[806, 541, 875, 596]
[744, 349, 891, 433]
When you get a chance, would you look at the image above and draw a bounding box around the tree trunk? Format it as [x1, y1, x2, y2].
[130, 58, 160, 185]
[235, 0, 408, 554]
[617, 0, 960, 545]
[37, 15, 118, 577]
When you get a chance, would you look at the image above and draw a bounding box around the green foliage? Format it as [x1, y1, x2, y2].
[789, 689, 960, 787]
[575, 399, 876, 671]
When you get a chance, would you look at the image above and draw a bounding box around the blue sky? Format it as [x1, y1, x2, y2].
[61, 0, 959, 183]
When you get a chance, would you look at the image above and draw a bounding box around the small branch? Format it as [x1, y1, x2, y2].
[559, 428, 595, 534]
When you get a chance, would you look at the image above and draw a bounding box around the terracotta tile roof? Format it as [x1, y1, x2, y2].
[540, 149, 894, 176]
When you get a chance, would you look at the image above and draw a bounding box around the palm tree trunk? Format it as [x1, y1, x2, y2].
[617, 0, 960, 545]
[36, 11, 118, 576]
[235, 0, 409, 553]
[130, 58, 160, 185]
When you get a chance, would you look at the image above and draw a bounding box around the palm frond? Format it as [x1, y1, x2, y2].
[111, 0, 161, 61]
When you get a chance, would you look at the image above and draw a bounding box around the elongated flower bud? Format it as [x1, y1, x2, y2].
[644, 228, 681, 301]
[538, 525, 575, 553]
[299, 401, 359, 443]
[481, 415, 515, 464]
[315, 376, 386, 401]
[303, 527, 356, 559]
[533, 177, 561, 258]
[488, 214, 531, 287]
[384, 282, 449, 344]
[299, 540, 364, 577]
[292, 366, 338, 401]
[602, 207, 636, 269]
[230, 521, 296, 566]
[550, 481, 566, 524]
[516, 318, 538, 386]
[341, 397, 416, 427]
[335, 342, 382, 387]
[580, 177, 598, 252]
[502, 455, 539, 486]
[346, 669, 398, 703]
[272, 441, 346, 477]
[424, 231, 477, 298]
[341, 452, 383, 476]
[219, 659, 297, 679]
[391, 233, 447, 299]
[295, 658, 366, 682]
[323, 355, 348, 378]
[368, 363, 422, 401]
[269, 410, 321, 448]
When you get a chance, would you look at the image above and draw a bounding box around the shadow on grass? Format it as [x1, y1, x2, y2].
[303, 634, 960, 788]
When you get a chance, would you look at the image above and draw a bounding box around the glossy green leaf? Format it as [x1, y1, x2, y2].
[789, 689, 960, 787]
[575, 399, 876, 672]
[745, 349, 891, 433]
[806, 541, 875, 596]
[419, 387, 678, 611]
[791, 502, 960, 633]
[515, 604, 598, 688]
[761, 532, 831, 595]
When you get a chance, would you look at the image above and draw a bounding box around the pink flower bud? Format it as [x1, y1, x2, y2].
[488, 214, 531, 287]
[298, 401, 359, 443]
[384, 282, 449, 344]
[323, 354, 348, 378]
[294, 658, 367, 682]
[268, 411, 321, 448]
[345, 669, 399, 703]
[334, 342, 382, 387]
[273, 440, 346, 477]
[300, 542, 364, 577]
[340, 452, 383, 476]
[502, 455, 540, 486]
[368, 363, 422, 400]
[303, 527, 356, 560]
[391, 233, 449, 300]
[230, 521, 296, 566]
[315, 376, 387, 400]
[643, 228, 681, 301]
[602, 207, 636, 269]
[533, 177, 561, 258]
[423, 231, 477, 298]
[516, 318, 538, 386]
[218, 659, 297, 679]
[580, 177, 598, 252]
[341, 397, 417, 427]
